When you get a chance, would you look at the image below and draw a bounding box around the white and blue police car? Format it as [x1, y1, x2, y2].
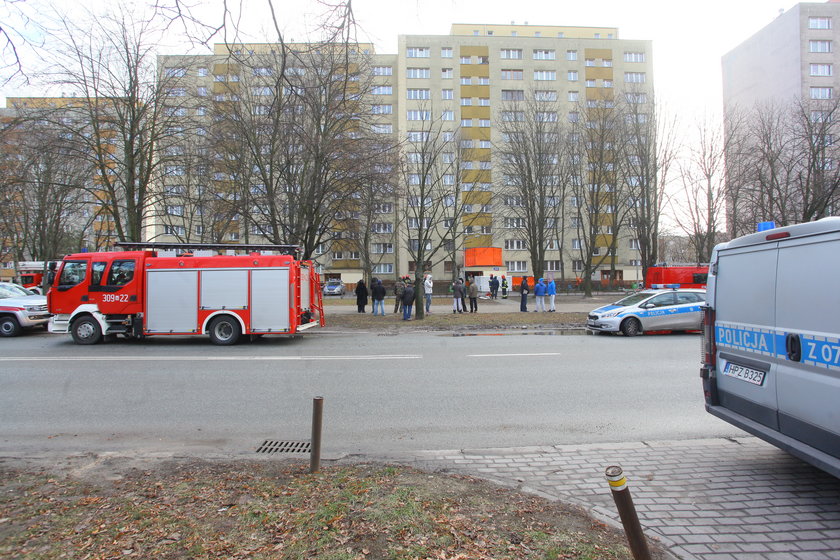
[586, 285, 706, 336]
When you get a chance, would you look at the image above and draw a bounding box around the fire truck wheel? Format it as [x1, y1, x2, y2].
[0, 316, 22, 337]
[71, 316, 103, 345]
[208, 316, 241, 345]
[620, 317, 642, 337]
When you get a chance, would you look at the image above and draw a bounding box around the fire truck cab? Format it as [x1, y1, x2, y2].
[47, 243, 324, 345]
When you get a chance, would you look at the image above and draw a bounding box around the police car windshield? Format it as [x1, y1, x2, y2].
[614, 291, 658, 307]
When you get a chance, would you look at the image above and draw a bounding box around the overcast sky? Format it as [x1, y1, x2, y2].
[2, 0, 791, 116]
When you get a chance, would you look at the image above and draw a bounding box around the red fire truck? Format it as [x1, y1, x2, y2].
[644, 264, 708, 289]
[47, 242, 324, 345]
[16, 261, 56, 294]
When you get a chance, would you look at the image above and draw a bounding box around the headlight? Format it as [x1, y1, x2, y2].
[25, 305, 48, 312]
[600, 310, 623, 318]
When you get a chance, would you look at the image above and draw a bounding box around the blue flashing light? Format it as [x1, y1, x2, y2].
[757, 221, 776, 232]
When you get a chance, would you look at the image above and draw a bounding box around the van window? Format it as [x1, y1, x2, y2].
[58, 261, 88, 287]
[107, 260, 136, 286]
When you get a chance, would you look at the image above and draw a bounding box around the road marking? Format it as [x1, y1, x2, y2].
[2, 355, 422, 362]
[467, 352, 563, 357]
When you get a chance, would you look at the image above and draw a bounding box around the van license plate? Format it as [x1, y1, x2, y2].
[723, 363, 766, 386]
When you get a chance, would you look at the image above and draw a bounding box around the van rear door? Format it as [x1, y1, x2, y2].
[775, 233, 840, 458]
[713, 243, 780, 430]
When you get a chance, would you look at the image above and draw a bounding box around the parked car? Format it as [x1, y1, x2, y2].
[322, 279, 346, 296]
[586, 286, 706, 336]
[0, 282, 51, 337]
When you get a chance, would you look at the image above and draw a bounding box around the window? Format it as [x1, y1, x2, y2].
[585, 58, 596, 67]
[371, 123, 393, 134]
[533, 49, 556, 60]
[501, 69, 523, 80]
[460, 97, 472, 106]
[167, 87, 186, 97]
[500, 48, 522, 59]
[566, 50, 578, 61]
[624, 51, 646, 63]
[586, 79, 597, 87]
[441, 47, 453, 58]
[810, 40, 832, 53]
[480, 140, 491, 148]
[505, 239, 527, 250]
[536, 111, 558, 122]
[407, 88, 431, 100]
[460, 76, 472, 85]
[461, 118, 473, 127]
[372, 85, 393, 95]
[107, 260, 135, 286]
[504, 217, 525, 228]
[197, 67, 208, 77]
[811, 87, 833, 99]
[372, 243, 394, 254]
[544, 261, 561, 271]
[408, 217, 432, 229]
[373, 263, 394, 274]
[165, 67, 187, 77]
[625, 92, 648, 104]
[372, 104, 393, 114]
[371, 222, 394, 233]
[460, 55, 472, 64]
[442, 89, 454, 99]
[479, 119, 491, 127]
[164, 225, 186, 236]
[373, 66, 393, 75]
[407, 47, 430, 58]
[505, 261, 528, 272]
[167, 205, 184, 216]
[479, 97, 490, 106]
[441, 68, 454, 78]
[252, 105, 269, 116]
[165, 165, 185, 176]
[810, 17, 832, 29]
[407, 131, 429, 142]
[534, 70, 556, 81]
[534, 90, 557, 102]
[407, 67, 431, 79]
[164, 106, 187, 117]
[478, 77, 490, 85]
[811, 63, 833, 76]
[501, 89, 525, 101]
[441, 110, 454, 121]
[567, 70, 579, 81]
[625, 72, 646, 83]
[501, 111, 525, 121]
[407, 109, 431, 121]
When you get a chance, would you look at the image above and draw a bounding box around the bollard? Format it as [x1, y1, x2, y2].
[310, 396, 324, 473]
[605, 465, 651, 560]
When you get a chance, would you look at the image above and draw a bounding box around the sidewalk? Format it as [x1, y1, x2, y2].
[377, 438, 840, 560]
[323, 293, 619, 314]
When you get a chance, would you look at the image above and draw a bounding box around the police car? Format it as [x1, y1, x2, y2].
[586, 285, 706, 336]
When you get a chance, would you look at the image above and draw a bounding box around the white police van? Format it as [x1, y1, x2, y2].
[701, 217, 840, 478]
[587, 286, 706, 336]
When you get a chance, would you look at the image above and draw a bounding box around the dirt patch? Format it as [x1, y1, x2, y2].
[1, 458, 671, 559]
[326, 311, 589, 333]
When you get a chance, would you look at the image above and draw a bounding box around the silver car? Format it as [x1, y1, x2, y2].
[0, 282, 51, 337]
[587, 287, 706, 336]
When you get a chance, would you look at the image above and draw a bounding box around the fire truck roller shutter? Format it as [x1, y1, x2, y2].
[251, 268, 291, 332]
[200, 270, 248, 310]
[146, 270, 199, 333]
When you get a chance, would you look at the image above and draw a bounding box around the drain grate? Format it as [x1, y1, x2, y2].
[256, 440, 311, 454]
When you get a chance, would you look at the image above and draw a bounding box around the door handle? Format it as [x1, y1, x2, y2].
[786, 333, 802, 362]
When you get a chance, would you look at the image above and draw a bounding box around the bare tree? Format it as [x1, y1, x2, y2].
[619, 91, 679, 282]
[496, 93, 568, 282]
[399, 114, 477, 319]
[675, 116, 729, 263]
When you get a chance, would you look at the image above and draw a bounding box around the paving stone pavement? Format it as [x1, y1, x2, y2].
[384, 437, 840, 560]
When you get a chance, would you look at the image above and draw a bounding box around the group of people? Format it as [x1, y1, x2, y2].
[354, 274, 558, 317]
[354, 274, 434, 320]
[517, 277, 557, 313]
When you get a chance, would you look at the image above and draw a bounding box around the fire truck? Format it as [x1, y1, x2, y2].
[16, 261, 57, 294]
[644, 264, 708, 289]
[47, 242, 324, 345]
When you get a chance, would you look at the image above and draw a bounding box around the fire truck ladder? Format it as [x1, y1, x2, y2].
[115, 241, 302, 257]
[312, 271, 326, 327]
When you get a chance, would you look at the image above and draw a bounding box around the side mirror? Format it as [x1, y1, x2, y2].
[641, 303, 654, 309]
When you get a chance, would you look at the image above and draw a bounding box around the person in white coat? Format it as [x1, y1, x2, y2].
[424, 274, 434, 313]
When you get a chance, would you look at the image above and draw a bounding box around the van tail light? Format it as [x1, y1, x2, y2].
[702, 305, 717, 369]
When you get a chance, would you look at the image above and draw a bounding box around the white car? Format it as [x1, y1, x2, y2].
[0, 282, 51, 337]
[586, 287, 706, 336]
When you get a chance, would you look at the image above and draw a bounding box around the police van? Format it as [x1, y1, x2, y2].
[701, 218, 840, 477]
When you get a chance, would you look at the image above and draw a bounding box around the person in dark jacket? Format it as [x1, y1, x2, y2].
[402, 280, 415, 320]
[519, 278, 529, 312]
[371, 278, 386, 316]
[355, 279, 369, 313]
[489, 275, 500, 299]
[393, 276, 405, 314]
[468, 278, 479, 312]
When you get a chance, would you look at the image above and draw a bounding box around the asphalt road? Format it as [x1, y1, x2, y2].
[0, 329, 744, 457]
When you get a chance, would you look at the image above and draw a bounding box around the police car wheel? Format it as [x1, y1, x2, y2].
[209, 316, 241, 345]
[71, 316, 102, 345]
[620, 318, 642, 337]
[0, 316, 21, 337]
